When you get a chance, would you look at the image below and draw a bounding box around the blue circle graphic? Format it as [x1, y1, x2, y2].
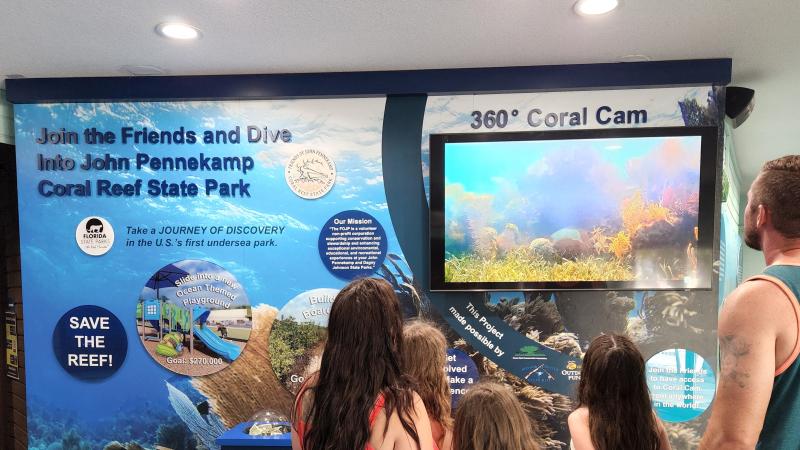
[446, 348, 479, 410]
[318, 210, 388, 280]
[645, 348, 716, 422]
[52, 305, 128, 380]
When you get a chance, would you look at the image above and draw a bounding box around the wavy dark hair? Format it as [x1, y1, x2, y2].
[576, 333, 661, 450]
[292, 277, 420, 450]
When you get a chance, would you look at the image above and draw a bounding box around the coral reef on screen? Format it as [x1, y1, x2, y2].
[444, 136, 702, 285]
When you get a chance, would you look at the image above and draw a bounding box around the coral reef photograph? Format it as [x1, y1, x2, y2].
[476, 287, 717, 450]
[443, 136, 703, 285]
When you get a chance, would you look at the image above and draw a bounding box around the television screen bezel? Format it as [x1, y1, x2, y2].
[429, 126, 719, 292]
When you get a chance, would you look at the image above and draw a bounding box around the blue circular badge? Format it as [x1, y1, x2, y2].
[318, 210, 388, 280]
[646, 348, 716, 422]
[52, 305, 127, 380]
[446, 348, 479, 409]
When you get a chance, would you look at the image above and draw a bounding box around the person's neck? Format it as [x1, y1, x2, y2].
[762, 238, 800, 266]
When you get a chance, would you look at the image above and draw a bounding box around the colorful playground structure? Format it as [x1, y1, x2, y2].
[137, 300, 242, 361]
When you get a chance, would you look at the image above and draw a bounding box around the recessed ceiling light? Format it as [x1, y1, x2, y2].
[155, 22, 201, 40]
[574, 0, 619, 16]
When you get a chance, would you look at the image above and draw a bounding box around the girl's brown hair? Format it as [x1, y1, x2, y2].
[402, 320, 453, 429]
[577, 333, 661, 450]
[291, 278, 420, 450]
[453, 382, 541, 450]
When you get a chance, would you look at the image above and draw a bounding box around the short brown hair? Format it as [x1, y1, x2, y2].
[753, 155, 800, 238]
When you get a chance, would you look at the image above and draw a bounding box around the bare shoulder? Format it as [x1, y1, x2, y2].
[725, 278, 789, 309]
[568, 407, 595, 450]
[568, 407, 589, 427]
[721, 279, 791, 327]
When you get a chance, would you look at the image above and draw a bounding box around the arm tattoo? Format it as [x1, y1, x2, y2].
[720, 334, 752, 389]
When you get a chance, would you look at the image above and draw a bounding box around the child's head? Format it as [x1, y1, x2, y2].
[577, 333, 649, 408]
[453, 382, 541, 450]
[402, 320, 452, 428]
[577, 333, 662, 450]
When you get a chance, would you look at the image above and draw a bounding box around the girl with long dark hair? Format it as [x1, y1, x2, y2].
[291, 278, 434, 450]
[569, 333, 671, 450]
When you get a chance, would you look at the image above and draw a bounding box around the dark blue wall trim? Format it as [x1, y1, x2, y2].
[381, 95, 430, 280]
[6, 59, 731, 104]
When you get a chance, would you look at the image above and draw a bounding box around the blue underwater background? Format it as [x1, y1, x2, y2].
[15, 99, 398, 449]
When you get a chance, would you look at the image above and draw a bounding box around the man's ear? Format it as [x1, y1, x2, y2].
[757, 204, 769, 228]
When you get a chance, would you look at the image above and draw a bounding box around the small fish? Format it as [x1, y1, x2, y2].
[196, 400, 209, 416]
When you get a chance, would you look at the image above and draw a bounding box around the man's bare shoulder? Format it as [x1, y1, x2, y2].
[722, 279, 790, 322]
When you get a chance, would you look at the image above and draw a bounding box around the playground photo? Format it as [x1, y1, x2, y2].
[136, 259, 252, 376]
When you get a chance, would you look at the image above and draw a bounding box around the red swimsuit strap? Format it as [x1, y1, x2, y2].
[369, 394, 386, 426]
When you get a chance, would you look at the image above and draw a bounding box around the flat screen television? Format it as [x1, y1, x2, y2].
[429, 127, 719, 291]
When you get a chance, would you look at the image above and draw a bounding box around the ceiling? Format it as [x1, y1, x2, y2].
[1, 0, 798, 185]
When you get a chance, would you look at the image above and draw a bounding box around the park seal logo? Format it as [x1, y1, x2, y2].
[284, 149, 336, 199]
[75, 216, 115, 256]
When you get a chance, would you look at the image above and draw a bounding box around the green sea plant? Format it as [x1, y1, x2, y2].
[445, 250, 633, 283]
[268, 317, 326, 382]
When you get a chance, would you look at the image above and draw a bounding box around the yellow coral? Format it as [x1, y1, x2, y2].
[621, 191, 676, 237]
[608, 231, 632, 259]
[645, 202, 673, 224]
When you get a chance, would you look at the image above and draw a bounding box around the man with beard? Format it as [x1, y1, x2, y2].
[701, 155, 800, 450]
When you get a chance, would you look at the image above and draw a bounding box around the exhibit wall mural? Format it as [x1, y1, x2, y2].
[13, 85, 722, 450]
